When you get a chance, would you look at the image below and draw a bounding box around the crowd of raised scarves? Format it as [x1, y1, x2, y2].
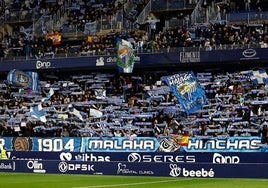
[0, 69, 267, 145]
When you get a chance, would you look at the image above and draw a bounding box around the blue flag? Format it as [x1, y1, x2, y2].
[247, 69, 268, 85]
[41, 88, 54, 102]
[162, 71, 207, 114]
[68, 104, 85, 121]
[116, 38, 135, 73]
[7, 69, 39, 91]
[30, 104, 47, 122]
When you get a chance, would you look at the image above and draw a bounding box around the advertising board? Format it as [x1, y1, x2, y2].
[8, 151, 268, 164]
[1, 160, 268, 178]
[0, 48, 267, 72]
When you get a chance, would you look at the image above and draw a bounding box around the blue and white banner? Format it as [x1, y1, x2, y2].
[0, 136, 264, 153]
[0, 137, 81, 152]
[162, 71, 207, 114]
[6, 69, 39, 91]
[0, 137, 159, 153]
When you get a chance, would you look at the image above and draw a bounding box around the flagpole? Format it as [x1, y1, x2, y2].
[101, 14, 103, 35]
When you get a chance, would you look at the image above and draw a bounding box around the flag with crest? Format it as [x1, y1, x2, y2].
[162, 71, 207, 114]
[7, 69, 39, 91]
[116, 38, 135, 73]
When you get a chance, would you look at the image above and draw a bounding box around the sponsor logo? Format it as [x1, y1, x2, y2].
[96, 57, 104, 66]
[75, 153, 110, 162]
[60, 152, 111, 162]
[169, 164, 214, 177]
[213, 153, 240, 164]
[117, 163, 153, 175]
[0, 162, 15, 171]
[242, 49, 257, 58]
[180, 51, 200, 63]
[36, 60, 51, 69]
[106, 56, 140, 63]
[27, 160, 46, 173]
[60, 152, 72, 161]
[127, 153, 195, 163]
[128, 153, 141, 162]
[11, 156, 42, 161]
[106, 57, 117, 63]
[58, 162, 94, 173]
[158, 138, 181, 152]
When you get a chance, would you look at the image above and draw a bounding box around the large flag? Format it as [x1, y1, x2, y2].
[162, 71, 207, 114]
[30, 104, 47, 123]
[7, 69, 39, 91]
[116, 38, 135, 73]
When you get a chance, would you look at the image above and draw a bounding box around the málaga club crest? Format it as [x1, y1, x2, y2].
[116, 39, 135, 73]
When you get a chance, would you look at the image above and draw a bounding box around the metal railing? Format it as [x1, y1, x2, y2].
[0, 9, 42, 23]
[150, 0, 187, 11]
[191, 0, 207, 24]
[62, 13, 136, 35]
[136, 0, 152, 25]
[2, 43, 267, 62]
[191, 0, 268, 25]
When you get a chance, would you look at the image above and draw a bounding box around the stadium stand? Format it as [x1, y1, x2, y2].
[0, 68, 268, 144]
[0, 0, 267, 61]
[0, 0, 267, 145]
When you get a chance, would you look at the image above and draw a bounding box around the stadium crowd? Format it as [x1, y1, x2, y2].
[1, 19, 268, 60]
[0, 0, 268, 145]
[0, 69, 268, 145]
[0, 0, 65, 23]
[1, 0, 268, 60]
